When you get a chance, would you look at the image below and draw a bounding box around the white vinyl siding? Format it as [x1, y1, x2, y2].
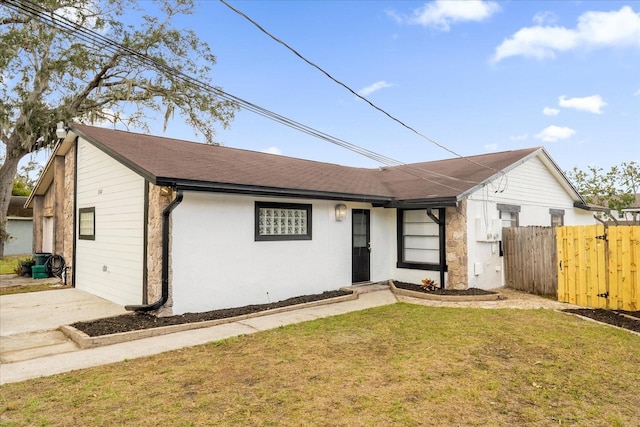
[75, 138, 145, 306]
[475, 157, 589, 220]
[465, 154, 595, 290]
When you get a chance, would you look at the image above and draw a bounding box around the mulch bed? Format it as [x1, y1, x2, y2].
[72, 290, 352, 337]
[392, 281, 497, 295]
[563, 309, 640, 333]
[70, 284, 640, 337]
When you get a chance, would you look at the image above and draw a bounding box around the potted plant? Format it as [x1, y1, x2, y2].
[420, 278, 438, 292]
[15, 257, 35, 277]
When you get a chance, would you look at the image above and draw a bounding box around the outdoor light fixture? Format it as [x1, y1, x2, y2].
[55, 122, 68, 139]
[335, 204, 347, 221]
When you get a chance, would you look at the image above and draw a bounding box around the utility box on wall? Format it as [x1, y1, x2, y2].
[474, 262, 483, 276]
[475, 218, 503, 242]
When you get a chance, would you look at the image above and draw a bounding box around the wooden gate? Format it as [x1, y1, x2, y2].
[557, 225, 639, 310]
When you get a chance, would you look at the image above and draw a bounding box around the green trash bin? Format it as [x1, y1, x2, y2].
[34, 253, 52, 277]
[32, 265, 48, 279]
[34, 253, 52, 266]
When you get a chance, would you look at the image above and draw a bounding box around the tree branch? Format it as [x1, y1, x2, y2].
[0, 16, 29, 25]
[68, 52, 121, 115]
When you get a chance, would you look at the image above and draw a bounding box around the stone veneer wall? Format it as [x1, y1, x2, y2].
[445, 199, 468, 289]
[146, 184, 173, 316]
[62, 145, 75, 285]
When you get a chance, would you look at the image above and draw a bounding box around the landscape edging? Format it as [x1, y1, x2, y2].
[559, 310, 640, 337]
[388, 280, 503, 302]
[60, 291, 358, 349]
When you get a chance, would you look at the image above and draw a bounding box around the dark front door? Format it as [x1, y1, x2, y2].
[352, 209, 370, 283]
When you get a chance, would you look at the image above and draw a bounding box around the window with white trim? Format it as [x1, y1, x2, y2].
[79, 207, 95, 240]
[497, 203, 520, 228]
[255, 202, 312, 241]
[498, 204, 520, 256]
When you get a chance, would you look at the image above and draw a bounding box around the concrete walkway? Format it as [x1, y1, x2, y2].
[0, 284, 576, 385]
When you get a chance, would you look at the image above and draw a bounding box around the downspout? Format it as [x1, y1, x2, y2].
[426, 208, 446, 289]
[125, 190, 184, 312]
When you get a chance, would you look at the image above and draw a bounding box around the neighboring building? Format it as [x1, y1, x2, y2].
[27, 124, 595, 315]
[5, 196, 33, 256]
[597, 194, 640, 225]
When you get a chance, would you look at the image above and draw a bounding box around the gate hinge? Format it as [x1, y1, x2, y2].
[597, 291, 609, 298]
[595, 234, 608, 241]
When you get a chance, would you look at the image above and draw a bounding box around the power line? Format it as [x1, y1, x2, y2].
[2, 0, 495, 192]
[2, 1, 399, 165]
[219, 0, 505, 179]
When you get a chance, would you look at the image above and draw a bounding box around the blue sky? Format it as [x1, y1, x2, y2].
[28, 1, 640, 175]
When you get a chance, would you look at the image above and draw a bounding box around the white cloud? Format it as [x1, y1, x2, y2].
[558, 95, 607, 114]
[492, 6, 640, 62]
[57, 1, 107, 32]
[533, 11, 557, 26]
[261, 146, 282, 155]
[535, 125, 576, 142]
[543, 107, 560, 116]
[78, 109, 125, 127]
[391, 0, 500, 31]
[358, 81, 394, 96]
[634, 89, 640, 96]
[509, 134, 528, 141]
[483, 143, 498, 151]
[578, 7, 640, 47]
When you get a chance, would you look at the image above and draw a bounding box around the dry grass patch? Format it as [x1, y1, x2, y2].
[0, 283, 69, 296]
[1, 304, 639, 426]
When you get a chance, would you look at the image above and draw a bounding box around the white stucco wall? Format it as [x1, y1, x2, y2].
[170, 193, 395, 314]
[75, 138, 145, 305]
[465, 155, 596, 289]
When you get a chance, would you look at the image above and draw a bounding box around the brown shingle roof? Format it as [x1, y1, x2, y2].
[70, 123, 540, 203]
[8, 196, 32, 217]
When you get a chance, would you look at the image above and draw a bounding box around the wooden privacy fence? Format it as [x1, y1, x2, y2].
[557, 225, 639, 311]
[503, 227, 558, 297]
[503, 225, 640, 310]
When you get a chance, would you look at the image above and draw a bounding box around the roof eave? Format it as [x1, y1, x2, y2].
[162, 178, 395, 204]
[391, 197, 459, 209]
[574, 201, 608, 211]
[25, 132, 77, 208]
[69, 124, 157, 184]
[456, 148, 544, 200]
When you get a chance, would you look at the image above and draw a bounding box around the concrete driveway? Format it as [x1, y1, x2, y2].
[1, 288, 128, 336]
[0, 288, 128, 367]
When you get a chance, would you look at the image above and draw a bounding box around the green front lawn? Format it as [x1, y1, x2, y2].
[1, 304, 638, 426]
[0, 254, 27, 275]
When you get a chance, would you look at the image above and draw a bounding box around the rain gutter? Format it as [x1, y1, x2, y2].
[125, 190, 184, 312]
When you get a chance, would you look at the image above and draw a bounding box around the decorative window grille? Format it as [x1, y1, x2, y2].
[255, 202, 312, 241]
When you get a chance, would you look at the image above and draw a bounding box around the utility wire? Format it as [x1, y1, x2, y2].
[219, 0, 507, 181]
[2, 0, 401, 166]
[2, 0, 496, 192]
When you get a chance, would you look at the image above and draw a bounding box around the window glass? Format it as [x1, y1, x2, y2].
[255, 202, 312, 241]
[79, 207, 95, 240]
[402, 210, 439, 264]
[550, 209, 565, 227]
